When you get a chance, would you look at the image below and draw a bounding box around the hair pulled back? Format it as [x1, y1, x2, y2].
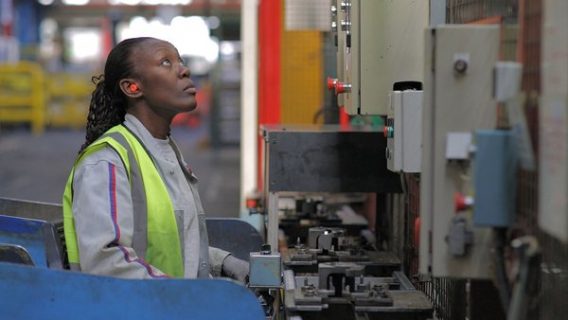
[79, 37, 155, 153]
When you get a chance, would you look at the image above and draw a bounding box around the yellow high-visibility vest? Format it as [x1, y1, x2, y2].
[63, 124, 184, 277]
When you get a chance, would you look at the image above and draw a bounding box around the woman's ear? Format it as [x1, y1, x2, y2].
[119, 79, 142, 98]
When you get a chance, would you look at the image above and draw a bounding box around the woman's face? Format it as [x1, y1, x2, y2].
[131, 39, 197, 116]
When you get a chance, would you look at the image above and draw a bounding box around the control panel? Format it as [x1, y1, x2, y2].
[420, 25, 500, 278]
[330, 0, 428, 115]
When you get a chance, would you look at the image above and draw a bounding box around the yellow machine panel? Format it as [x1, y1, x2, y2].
[0, 62, 45, 134]
[281, 30, 323, 124]
[46, 73, 92, 129]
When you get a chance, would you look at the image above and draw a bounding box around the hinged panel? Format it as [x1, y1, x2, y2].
[420, 25, 499, 278]
[342, 0, 428, 115]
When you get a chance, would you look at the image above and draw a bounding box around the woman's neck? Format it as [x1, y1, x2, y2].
[127, 109, 172, 139]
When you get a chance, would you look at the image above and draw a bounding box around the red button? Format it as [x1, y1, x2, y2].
[454, 192, 474, 212]
[327, 77, 337, 90]
[335, 81, 352, 94]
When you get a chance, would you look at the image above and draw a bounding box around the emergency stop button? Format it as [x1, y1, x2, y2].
[335, 81, 351, 95]
[454, 192, 474, 212]
[327, 77, 337, 91]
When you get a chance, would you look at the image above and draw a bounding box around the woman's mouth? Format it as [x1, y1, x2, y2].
[184, 86, 196, 94]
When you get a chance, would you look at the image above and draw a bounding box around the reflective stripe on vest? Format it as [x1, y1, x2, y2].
[62, 124, 184, 277]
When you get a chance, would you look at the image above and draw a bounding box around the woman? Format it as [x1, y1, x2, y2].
[62, 37, 248, 281]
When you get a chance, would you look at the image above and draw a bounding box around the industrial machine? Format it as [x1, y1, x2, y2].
[250, 1, 528, 319]
[257, 125, 433, 319]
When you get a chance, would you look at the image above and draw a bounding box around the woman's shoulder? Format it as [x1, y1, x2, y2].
[76, 145, 125, 169]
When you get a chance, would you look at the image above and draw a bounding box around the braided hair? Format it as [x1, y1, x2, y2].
[79, 37, 154, 153]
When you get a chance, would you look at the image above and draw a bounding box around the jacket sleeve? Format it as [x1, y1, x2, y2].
[72, 148, 168, 279]
[208, 246, 231, 277]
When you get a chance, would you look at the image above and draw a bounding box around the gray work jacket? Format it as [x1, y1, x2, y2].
[71, 113, 229, 278]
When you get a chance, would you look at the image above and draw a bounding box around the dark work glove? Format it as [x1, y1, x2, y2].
[222, 254, 249, 284]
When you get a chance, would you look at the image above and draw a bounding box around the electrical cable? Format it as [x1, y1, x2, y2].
[493, 227, 511, 313]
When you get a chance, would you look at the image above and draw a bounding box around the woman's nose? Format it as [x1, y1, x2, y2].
[179, 64, 190, 78]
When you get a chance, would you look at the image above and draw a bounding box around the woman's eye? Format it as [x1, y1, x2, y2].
[161, 59, 171, 66]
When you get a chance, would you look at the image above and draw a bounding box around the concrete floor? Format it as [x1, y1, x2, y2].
[0, 123, 241, 218]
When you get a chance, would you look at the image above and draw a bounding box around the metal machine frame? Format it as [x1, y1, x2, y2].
[262, 125, 401, 251]
[0, 197, 265, 319]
